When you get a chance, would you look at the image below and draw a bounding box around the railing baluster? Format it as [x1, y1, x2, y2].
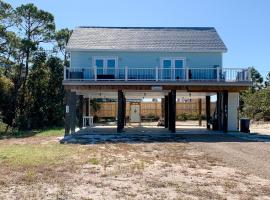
[94, 66, 97, 81]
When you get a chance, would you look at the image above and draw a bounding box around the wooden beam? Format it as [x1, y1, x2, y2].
[64, 84, 249, 93]
[198, 98, 202, 126]
[217, 92, 222, 130]
[170, 90, 176, 133]
[64, 90, 71, 135]
[164, 95, 168, 128]
[85, 98, 89, 116]
[117, 90, 124, 133]
[168, 92, 171, 131]
[223, 91, 228, 133]
[78, 95, 83, 129]
[206, 96, 211, 130]
[70, 92, 77, 133]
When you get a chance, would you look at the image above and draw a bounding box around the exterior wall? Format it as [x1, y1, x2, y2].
[70, 51, 223, 69]
[227, 93, 239, 131]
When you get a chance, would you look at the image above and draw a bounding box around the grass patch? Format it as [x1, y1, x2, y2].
[0, 143, 74, 167]
[89, 157, 99, 165]
[35, 127, 64, 137]
[0, 122, 64, 138]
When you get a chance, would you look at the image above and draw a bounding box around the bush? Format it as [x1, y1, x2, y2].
[177, 113, 200, 121]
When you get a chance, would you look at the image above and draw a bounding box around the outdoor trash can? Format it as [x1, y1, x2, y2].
[240, 118, 250, 133]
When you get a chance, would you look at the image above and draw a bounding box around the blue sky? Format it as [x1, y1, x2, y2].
[7, 0, 270, 77]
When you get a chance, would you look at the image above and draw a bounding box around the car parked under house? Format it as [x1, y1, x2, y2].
[63, 26, 251, 134]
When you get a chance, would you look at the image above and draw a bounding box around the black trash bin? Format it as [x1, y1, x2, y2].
[240, 118, 250, 133]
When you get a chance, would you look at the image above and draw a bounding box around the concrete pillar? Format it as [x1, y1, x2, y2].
[78, 95, 83, 129]
[64, 91, 71, 135]
[164, 95, 169, 128]
[198, 98, 202, 126]
[206, 96, 211, 130]
[70, 92, 77, 133]
[223, 91, 228, 133]
[170, 90, 176, 133]
[228, 92, 239, 131]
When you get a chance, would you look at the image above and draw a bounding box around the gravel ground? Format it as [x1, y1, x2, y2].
[183, 134, 270, 179]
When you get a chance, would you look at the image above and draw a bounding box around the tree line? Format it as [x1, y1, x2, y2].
[0, 0, 71, 132]
[240, 67, 270, 121]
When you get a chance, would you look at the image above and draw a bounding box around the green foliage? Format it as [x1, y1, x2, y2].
[0, 76, 14, 127]
[55, 28, 72, 65]
[249, 67, 263, 92]
[177, 113, 200, 121]
[265, 72, 270, 87]
[241, 87, 270, 121]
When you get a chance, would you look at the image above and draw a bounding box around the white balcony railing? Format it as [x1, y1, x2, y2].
[64, 67, 251, 83]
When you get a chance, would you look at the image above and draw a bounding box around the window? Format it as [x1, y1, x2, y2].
[93, 57, 118, 75]
[161, 57, 186, 80]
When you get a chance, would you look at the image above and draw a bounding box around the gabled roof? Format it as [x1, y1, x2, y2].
[66, 26, 227, 52]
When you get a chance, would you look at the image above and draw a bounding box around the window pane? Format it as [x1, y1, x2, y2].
[95, 59, 103, 68]
[163, 60, 171, 68]
[107, 59, 115, 68]
[175, 60, 183, 68]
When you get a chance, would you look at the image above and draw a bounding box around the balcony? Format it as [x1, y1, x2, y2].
[63, 67, 251, 84]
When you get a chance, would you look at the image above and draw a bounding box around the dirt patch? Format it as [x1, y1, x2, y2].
[0, 135, 270, 199]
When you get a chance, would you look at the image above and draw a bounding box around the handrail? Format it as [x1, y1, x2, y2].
[64, 67, 251, 82]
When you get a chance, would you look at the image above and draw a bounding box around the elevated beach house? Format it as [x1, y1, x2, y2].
[63, 27, 251, 134]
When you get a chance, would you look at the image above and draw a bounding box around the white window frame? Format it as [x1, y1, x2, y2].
[93, 56, 118, 73]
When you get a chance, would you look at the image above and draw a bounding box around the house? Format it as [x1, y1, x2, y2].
[63, 26, 251, 134]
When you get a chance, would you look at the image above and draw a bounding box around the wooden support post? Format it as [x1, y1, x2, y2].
[206, 96, 211, 130]
[85, 98, 89, 116]
[117, 90, 124, 133]
[123, 96, 126, 127]
[164, 95, 168, 128]
[78, 95, 83, 129]
[217, 92, 222, 130]
[198, 98, 202, 126]
[70, 92, 77, 133]
[223, 91, 228, 133]
[168, 92, 171, 131]
[64, 90, 71, 135]
[170, 90, 176, 133]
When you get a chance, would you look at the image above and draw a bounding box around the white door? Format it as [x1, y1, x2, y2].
[130, 104, 140, 123]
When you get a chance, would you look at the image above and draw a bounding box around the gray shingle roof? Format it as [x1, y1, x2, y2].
[66, 27, 227, 52]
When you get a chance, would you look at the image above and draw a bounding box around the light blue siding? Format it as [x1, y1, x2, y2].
[70, 51, 222, 80]
[71, 51, 222, 68]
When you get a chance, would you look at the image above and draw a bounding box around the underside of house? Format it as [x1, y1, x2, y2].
[63, 27, 251, 134]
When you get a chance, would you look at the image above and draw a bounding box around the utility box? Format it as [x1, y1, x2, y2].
[240, 118, 250, 133]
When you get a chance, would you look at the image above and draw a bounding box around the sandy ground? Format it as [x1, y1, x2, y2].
[250, 122, 270, 135]
[0, 123, 270, 199]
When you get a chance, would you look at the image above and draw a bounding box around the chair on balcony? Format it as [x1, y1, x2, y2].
[70, 71, 84, 79]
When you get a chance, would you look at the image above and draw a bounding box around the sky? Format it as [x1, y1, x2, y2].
[7, 0, 270, 77]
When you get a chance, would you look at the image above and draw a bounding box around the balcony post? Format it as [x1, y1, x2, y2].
[185, 67, 189, 81]
[125, 66, 128, 81]
[156, 67, 159, 81]
[217, 67, 220, 82]
[94, 66, 97, 81]
[64, 66, 66, 80]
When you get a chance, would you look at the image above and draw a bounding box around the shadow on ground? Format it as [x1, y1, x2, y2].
[59, 127, 269, 144]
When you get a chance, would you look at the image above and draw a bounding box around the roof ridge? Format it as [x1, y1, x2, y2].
[76, 26, 215, 30]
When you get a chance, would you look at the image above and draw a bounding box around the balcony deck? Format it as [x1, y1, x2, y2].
[63, 67, 251, 86]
